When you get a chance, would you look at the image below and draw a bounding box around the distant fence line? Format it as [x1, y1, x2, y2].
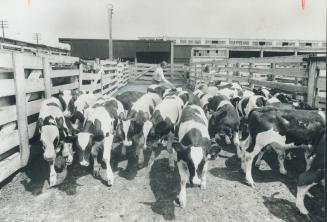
[0, 51, 129, 183]
[189, 55, 326, 110]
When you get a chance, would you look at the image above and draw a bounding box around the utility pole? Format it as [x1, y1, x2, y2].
[108, 4, 113, 60]
[32, 32, 41, 53]
[0, 20, 8, 40]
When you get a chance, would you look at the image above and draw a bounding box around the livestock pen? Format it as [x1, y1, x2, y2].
[0, 52, 129, 184]
[189, 54, 326, 110]
[0, 52, 325, 222]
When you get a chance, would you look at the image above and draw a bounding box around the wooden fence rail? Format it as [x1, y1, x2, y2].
[0, 51, 129, 183]
[189, 55, 326, 109]
[129, 62, 187, 82]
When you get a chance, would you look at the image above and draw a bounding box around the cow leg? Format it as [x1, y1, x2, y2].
[91, 142, 102, 177]
[62, 142, 74, 165]
[254, 150, 265, 168]
[142, 120, 153, 149]
[136, 134, 145, 168]
[174, 160, 189, 208]
[167, 131, 175, 171]
[240, 134, 252, 171]
[233, 131, 241, 158]
[276, 149, 287, 175]
[49, 162, 57, 187]
[148, 140, 159, 169]
[296, 183, 317, 215]
[121, 145, 126, 158]
[200, 161, 208, 190]
[103, 135, 114, 186]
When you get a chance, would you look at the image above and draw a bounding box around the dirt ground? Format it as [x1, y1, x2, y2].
[0, 142, 324, 222]
[0, 83, 324, 222]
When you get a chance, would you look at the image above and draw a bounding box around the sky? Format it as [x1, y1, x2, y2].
[0, 0, 326, 49]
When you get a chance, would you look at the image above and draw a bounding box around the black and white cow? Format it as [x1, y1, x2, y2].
[296, 129, 325, 216]
[207, 95, 241, 158]
[193, 89, 212, 112]
[172, 105, 211, 208]
[236, 95, 267, 141]
[38, 97, 74, 186]
[124, 85, 164, 167]
[68, 93, 98, 131]
[148, 89, 189, 170]
[75, 103, 116, 186]
[239, 106, 325, 188]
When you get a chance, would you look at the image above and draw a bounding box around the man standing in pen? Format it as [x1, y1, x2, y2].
[152, 61, 175, 89]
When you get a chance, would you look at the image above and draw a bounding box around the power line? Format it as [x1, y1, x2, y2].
[0, 20, 8, 39]
[32, 32, 41, 45]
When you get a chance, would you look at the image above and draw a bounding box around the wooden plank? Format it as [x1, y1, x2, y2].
[316, 62, 326, 70]
[42, 57, 52, 98]
[27, 99, 43, 116]
[249, 79, 307, 93]
[0, 130, 19, 156]
[0, 52, 13, 69]
[81, 73, 98, 81]
[51, 69, 80, 78]
[307, 62, 318, 106]
[316, 77, 326, 90]
[25, 79, 45, 93]
[51, 82, 79, 95]
[0, 152, 21, 183]
[47, 55, 79, 64]
[12, 53, 30, 167]
[0, 105, 17, 125]
[0, 79, 16, 97]
[21, 54, 43, 70]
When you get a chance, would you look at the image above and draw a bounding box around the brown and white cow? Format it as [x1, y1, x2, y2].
[75, 103, 116, 186]
[172, 105, 211, 208]
[148, 89, 189, 170]
[296, 129, 325, 216]
[239, 106, 325, 188]
[123, 85, 165, 167]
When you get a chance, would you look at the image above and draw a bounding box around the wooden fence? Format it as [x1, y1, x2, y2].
[0, 51, 129, 183]
[129, 62, 187, 82]
[189, 55, 326, 109]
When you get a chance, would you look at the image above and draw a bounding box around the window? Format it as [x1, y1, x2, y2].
[212, 40, 218, 44]
[282, 42, 289, 46]
[205, 40, 211, 44]
[194, 40, 201, 44]
[180, 40, 187, 44]
[305, 43, 312, 46]
[216, 50, 218, 54]
[188, 40, 194, 44]
[259, 41, 266, 46]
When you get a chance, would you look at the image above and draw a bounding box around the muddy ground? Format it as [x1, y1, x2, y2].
[0, 83, 324, 222]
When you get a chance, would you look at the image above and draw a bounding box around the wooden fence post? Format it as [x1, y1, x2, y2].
[249, 63, 254, 89]
[227, 63, 232, 83]
[12, 53, 30, 167]
[170, 42, 174, 81]
[78, 63, 83, 90]
[306, 60, 317, 106]
[42, 57, 52, 98]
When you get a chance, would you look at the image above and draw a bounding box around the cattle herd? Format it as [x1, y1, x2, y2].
[36, 80, 325, 218]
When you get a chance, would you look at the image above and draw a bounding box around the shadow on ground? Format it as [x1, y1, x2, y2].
[141, 158, 180, 221]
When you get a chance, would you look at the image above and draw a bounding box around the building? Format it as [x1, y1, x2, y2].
[59, 37, 326, 64]
[0, 37, 70, 56]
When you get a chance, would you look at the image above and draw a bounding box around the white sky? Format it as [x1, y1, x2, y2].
[0, 0, 326, 48]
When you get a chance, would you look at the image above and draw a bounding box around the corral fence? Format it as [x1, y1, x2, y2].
[129, 62, 188, 82]
[0, 51, 129, 183]
[189, 55, 326, 109]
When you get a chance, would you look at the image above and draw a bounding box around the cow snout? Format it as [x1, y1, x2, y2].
[80, 160, 90, 167]
[192, 175, 201, 186]
[43, 148, 56, 162]
[123, 140, 132, 146]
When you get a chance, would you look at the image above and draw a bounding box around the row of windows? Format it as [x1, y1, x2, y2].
[177, 39, 324, 48]
[193, 49, 227, 57]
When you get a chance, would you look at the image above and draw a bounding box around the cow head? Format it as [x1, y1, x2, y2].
[40, 124, 60, 163]
[58, 89, 80, 118]
[115, 119, 132, 146]
[173, 142, 208, 186]
[178, 91, 190, 105]
[147, 85, 167, 98]
[75, 132, 93, 167]
[253, 87, 272, 99]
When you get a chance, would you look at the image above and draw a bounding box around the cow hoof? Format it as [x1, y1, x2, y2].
[280, 169, 287, 175]
[93, 165, 101, 177]
[200, 183, 206, 190]
[174, 197, 186, 208]
[49, 176, 57, 187]
[107, 179, 114, 187]
[246, 179, 256, 188]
